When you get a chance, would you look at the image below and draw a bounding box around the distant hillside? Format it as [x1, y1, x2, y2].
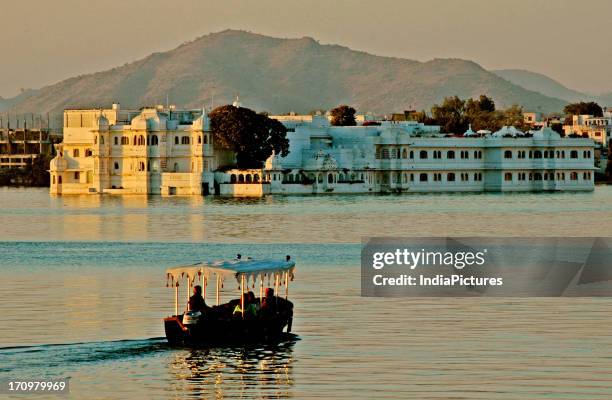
[0, 89, 39, 112]
[5, 30, 567, 120]
[493, 69, 603, 105]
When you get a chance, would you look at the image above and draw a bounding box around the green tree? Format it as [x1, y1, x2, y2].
[563, 101, 603, 117]
[431, 96, 468, 133]
[330, 105, 356, 126]
[501, 104, 528, 131]
[209, 105, 289, 169]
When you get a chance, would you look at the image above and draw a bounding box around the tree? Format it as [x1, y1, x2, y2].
[330, 105, 356, 126]
[431, 96, 468, 133]
[209, 105, 289, 169]
[563, 101, 603, 117]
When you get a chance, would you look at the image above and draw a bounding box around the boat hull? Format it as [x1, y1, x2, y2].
[164, 315, 292, 346]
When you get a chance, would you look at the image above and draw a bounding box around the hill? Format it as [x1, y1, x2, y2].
[5, 30, 567, 120]
[493, 69, 608, 106]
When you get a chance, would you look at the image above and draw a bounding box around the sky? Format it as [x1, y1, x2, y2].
[1, 0, 611, 98]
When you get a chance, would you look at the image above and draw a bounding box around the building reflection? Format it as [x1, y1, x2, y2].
[168, 341, 295, 399]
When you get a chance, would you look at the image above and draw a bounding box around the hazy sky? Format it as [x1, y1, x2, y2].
[2, 0, 611, 98]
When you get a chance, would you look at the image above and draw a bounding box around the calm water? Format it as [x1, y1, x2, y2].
[1, 187, 612, 399]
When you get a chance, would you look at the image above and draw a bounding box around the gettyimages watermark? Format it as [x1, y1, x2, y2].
[361, 237, 612, 297]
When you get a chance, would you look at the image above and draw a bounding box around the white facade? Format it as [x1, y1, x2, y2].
[50, 106, 595, 196]
[563, 114, 611, 147]
[49, 104, 233, 195]
[259, 119, 595, 194]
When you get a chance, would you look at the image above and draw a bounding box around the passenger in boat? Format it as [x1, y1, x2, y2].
[188, 285, 208, 313]
[260, 288, 277, 317]
[244, 291, 259, 319]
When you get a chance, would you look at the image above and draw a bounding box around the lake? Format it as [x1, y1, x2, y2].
[1, 187, 612, 399]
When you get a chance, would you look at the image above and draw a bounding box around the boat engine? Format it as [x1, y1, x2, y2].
[183, 310, 201, 325]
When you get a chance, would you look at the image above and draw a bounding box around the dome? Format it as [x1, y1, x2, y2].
[130, 110, 167, 131]
[49, 155, 68, 171]
[492, 125, 524, 138]
[92, 114, 109, 131]
[533, 126, 561, 140]
[463, 124, 477, 137]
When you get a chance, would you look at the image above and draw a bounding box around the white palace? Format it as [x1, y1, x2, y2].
[49, 104, 595, 196]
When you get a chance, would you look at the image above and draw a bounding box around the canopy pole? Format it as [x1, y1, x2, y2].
[274, 273, 279, 305]
[259, 275, 264, 301]
[203, 276, 206, 303]
[240, 275, 245, 320]
[216, 275, 220, 306]
[186, 276, 191, 311]
[174, 284, 178, 316]
[285, 271, 289, 299]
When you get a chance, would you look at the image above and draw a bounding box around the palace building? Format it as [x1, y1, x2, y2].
[50, 105, 595, 196]
[49, 104, 232, 195]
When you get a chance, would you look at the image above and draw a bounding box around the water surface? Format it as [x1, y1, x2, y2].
[1, 188, 612, 399]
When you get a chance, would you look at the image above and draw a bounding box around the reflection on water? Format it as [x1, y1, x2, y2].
[3, 186, 612, 242]
[169, 343, 295, 399]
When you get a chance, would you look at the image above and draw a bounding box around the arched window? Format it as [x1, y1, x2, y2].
[121, 136, 129, 145]
[138, 135, 145, 146]
[447, 150, 455, 159]
[254, 174, 260, 182]
[505, 172, 512, 181]
[328, 173, 334, 184]
[114, 162, 119, 170]
[230, 174, 237, 183]
[419, 173, 428, 182]
[504, 150, 512, 159]
[534, 172, 542, 181]
[181, 136, 190, 145]
[447, 172, 456, 182]
[203, 135, 208, 144]
[133, 136, 137, 145]
[419, 150, 428, 159]
[173, 162, 179, 172]
[175, 136, 179, 145]
[239, 174, 245, 183]
[138, 162, 145, 172]
[94, 136, 97, 145]
[151, 135, 159, 145]
[100, 136, 104, 145]
[534, 150, 542, 159]
[570, 172, 578, 180]
[73, 149, 80, 157]
[114, 137, 119, 145]
[409, 151, 414, 159]
[402, 149, 408, 159]
[58, 176, 62, 184]
[570, 150, 578, 159]
[246, 174, 252, 183]
[85, 149, 93, 157]
[198, 136, 202, 144]
[52, 175, 55, 184]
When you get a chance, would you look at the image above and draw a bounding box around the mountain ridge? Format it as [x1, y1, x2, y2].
[4, 29, 567, 119]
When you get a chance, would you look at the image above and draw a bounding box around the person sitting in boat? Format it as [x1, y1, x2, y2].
[188, 285, 209, 313]
[244, 291, 259, 319]
[260, 288, 277, 317]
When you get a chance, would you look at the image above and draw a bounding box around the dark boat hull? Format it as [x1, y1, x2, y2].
[164, 315, 292, 346]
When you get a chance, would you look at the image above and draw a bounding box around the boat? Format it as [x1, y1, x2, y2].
[163, 255, 296, 346]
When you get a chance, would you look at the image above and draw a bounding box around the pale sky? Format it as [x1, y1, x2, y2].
[1, 0, 611, 98]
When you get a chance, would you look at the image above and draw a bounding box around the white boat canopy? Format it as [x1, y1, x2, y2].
[166, 258, 296, 285]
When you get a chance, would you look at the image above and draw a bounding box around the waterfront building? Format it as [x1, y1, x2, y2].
[0, 127, 53, 169]
[49, 104, 233, 195]
[244, 118, 594, 194]
[563, 114, 611, 147]
[50, 105, 595, 196]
